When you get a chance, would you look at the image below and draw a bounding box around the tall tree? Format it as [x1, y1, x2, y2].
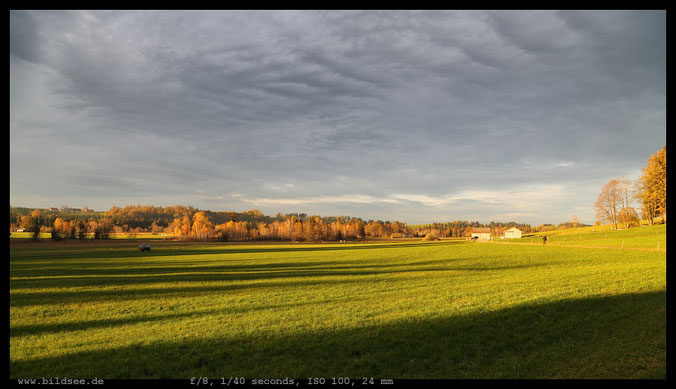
[357, 222, 366, 239]
[617, 176, 634, 210]
[29, 210, 43, 240]
[637, 146, 666, 224]
[77, 221, 87, 240]
[594, 179, 622, 230]
[190, 211, 214, 241]
[52, 217, 69, 240]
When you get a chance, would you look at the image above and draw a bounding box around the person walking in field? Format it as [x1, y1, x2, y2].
[542, 235, 547, 245]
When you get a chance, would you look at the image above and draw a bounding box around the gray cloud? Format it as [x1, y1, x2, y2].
[10, 10, 665, 225]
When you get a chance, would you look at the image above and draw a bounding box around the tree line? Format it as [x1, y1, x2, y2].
[594, 146, 666, 230]
[10, 205, 543, 242]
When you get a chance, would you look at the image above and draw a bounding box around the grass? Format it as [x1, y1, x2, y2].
[509, 223, 666, 250]
[9, 232, 666, 379]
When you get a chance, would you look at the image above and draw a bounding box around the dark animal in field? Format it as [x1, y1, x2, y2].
[139, 244, 151, 252]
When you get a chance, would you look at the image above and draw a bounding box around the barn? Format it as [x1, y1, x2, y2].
[504, 227, 523, 239]
[471, 227, 491, 240]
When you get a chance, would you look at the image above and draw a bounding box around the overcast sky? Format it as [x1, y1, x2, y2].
[10, 10, 666, 225]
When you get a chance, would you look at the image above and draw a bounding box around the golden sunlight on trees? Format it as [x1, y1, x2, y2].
[167, 215, 192, 240]
[423, 232, 439, 241]
[11, 205, 541, 242]
[636, 146, 666, 225]
[51, 217, 74, 240]
[20, 215, 34, 231]
[190, 211, 215, 241]
[26, 210, 43, 240]
[617, 207, 640, 229]
[247, 209, 264, 217]
[594, 147, 666, 229]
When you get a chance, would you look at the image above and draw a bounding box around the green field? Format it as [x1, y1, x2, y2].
[509, 223, 666, 250]
[9, 231, 666, 379]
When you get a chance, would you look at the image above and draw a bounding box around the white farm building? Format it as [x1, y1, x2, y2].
[504, 227, 523, 239]
[470, 227, 491, 240]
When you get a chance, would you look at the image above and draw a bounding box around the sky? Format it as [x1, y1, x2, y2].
[10, 10, 666, 225]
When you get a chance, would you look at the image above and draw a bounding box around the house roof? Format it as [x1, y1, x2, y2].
[505, 227, 522, 232]
[471, 228, 491, 233]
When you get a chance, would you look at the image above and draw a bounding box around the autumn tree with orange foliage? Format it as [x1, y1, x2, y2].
[617, 207, 640, 229]
[51, 217, 74, 240]
[190, 211, 215, 241]
[636, 146, 666, 224]
[166, 215, 192, 240]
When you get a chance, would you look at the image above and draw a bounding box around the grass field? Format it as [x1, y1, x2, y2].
[9, 230, 666, 379]
[509, 223, 666, 250]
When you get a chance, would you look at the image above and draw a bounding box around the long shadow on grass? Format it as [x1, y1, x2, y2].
[10, 261, 543, 307]
[10, 278, 366, 307]
[9, 241, 471, 280]
[9, 291, 666, 379]
[10, 241, 469, 262]
[10, 256, 541, 292]
[11, 257, 458, 278]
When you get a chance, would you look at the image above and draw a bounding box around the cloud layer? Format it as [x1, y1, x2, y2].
[10, 10, 666, 224]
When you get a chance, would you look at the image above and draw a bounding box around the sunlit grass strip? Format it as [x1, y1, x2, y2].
[511, 223, 666, 249]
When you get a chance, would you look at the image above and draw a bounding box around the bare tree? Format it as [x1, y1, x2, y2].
[594, 179, 622, 230]
[617, 176, 633, 210]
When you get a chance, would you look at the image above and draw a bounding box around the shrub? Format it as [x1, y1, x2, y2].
[423, 232, 438, 241]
